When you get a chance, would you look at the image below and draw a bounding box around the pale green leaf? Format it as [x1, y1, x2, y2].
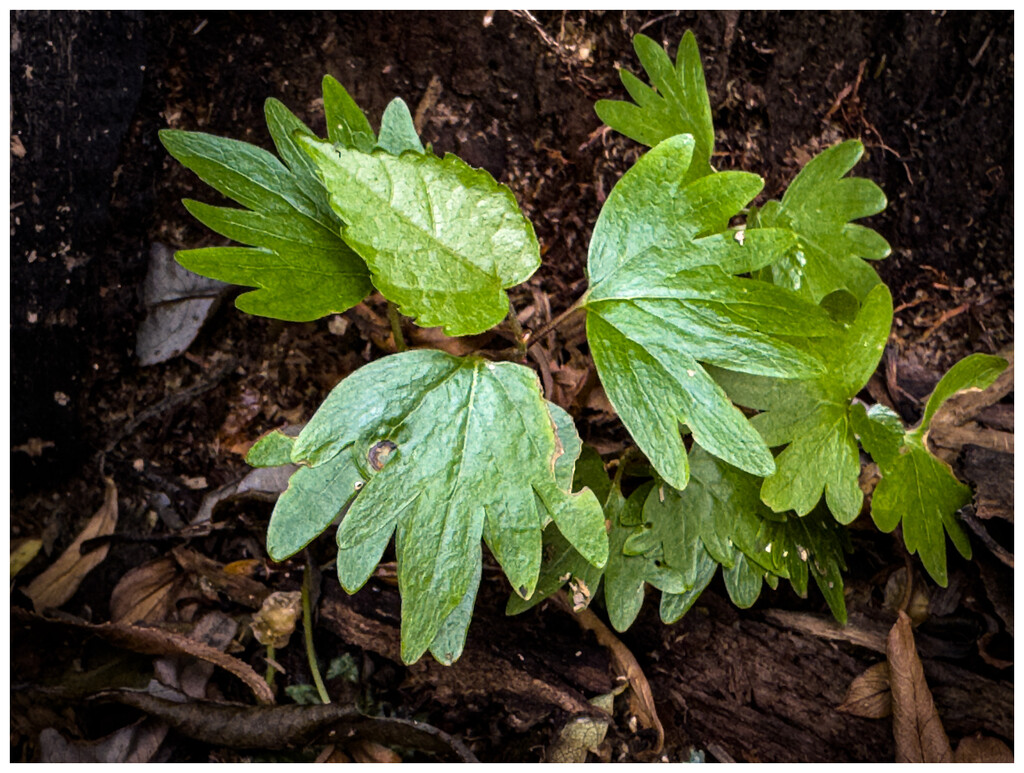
[752, 140, 891, 302]
[376, 97, 425, 155]
[300, 137, 541, 336]
[246, 429, 296, 468]
[585, 134, 838, 487]
[505, 443, 611, 616]
[918, 352, 1008, 432]
[595, 31, 714, 182]
[713, 284, 893, 523]
[267, 349, 603, 663]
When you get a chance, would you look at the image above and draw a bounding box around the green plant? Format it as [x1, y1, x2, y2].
[160, 31, 1006, 665]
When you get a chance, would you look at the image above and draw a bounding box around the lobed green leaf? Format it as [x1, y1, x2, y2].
[300, 138, 541, 336]
[585, 134, 838, 487]
[263, 349, 604, 663]
[854, 353, 1007, 585]
[595, 30, 715, 182]
[751, 140, 890, 303]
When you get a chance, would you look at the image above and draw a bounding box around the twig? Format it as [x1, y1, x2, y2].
[525, 293, 587, 346]
[552, 591, 665, 755]
[302, 561, 331, 704]
[919, 302, 970, 342]
[960, 508, 1014, 568]
[387, 301, 407, 353]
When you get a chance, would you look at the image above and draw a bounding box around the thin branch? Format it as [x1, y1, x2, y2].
[525, 293, 587, 345]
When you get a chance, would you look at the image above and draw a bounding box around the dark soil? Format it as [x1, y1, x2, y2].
[10, 10, 1013, 763]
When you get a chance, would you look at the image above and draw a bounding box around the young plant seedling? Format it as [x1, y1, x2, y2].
[162, 30, 1004, 665]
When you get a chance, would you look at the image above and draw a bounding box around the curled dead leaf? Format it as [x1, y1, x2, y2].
[15, 609, 274, 705]
[25, 478, 118, 612]
[39, 719, 168, 763]
[251, 591, 303, 649]
[837, 662, 891, 719]
[110, 557, 190, 624]
[887, 611, 952, 763]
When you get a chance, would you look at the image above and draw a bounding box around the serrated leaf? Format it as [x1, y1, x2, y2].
[301, 138, 541, 336]
[595, 31, 714, 182]
[585, 134, 838, 487]
[644, 445, 850, 624]
[375, 97, 425, 155]
[855, 353, 1007, 586]
[506, 443, 610, 616]
[160, 124, 372, 322]
[267, 350, 604, 663]
[713, 283, 893, 524]
[605, 482, 689, 632]
[321, 75, 376, 152]
[752, 140, 891, 302]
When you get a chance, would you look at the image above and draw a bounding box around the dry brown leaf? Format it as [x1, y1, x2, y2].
[153, 610, 240, 700]
[562, 597, 664, 755]
[837, 662, 892, 719]
[348, 738, 403, 763]
[953, 733, 1014, 763]
[887, 611, 953, 762]
[171, 546, 270, 609]
[25, 478, 118, 612]
[110, 557, 190, 624]
[16, 609, 274, 704]
[194, 466, 294, 524]
[39, 719, 168, 763]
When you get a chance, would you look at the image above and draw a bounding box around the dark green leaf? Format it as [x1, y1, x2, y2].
[595, 31, 714, 182]
[301, 138, 541, 336]
[713, 284, 893, 523]
[751, 140, 890, 302]
[855, 353, 1007, 585]
[160, 124, 372, 322]
[605, 482, 688, 632]
[321, 75, 376, 152]
[266, 350, 604, 663]
[585, 134, 837, 487]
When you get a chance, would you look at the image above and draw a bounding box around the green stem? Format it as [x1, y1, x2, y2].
[387, 301, 407, 352]
[265, 644, 276, 690]
[506, 301, 528, 358]
[302, 567, 331, 705]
